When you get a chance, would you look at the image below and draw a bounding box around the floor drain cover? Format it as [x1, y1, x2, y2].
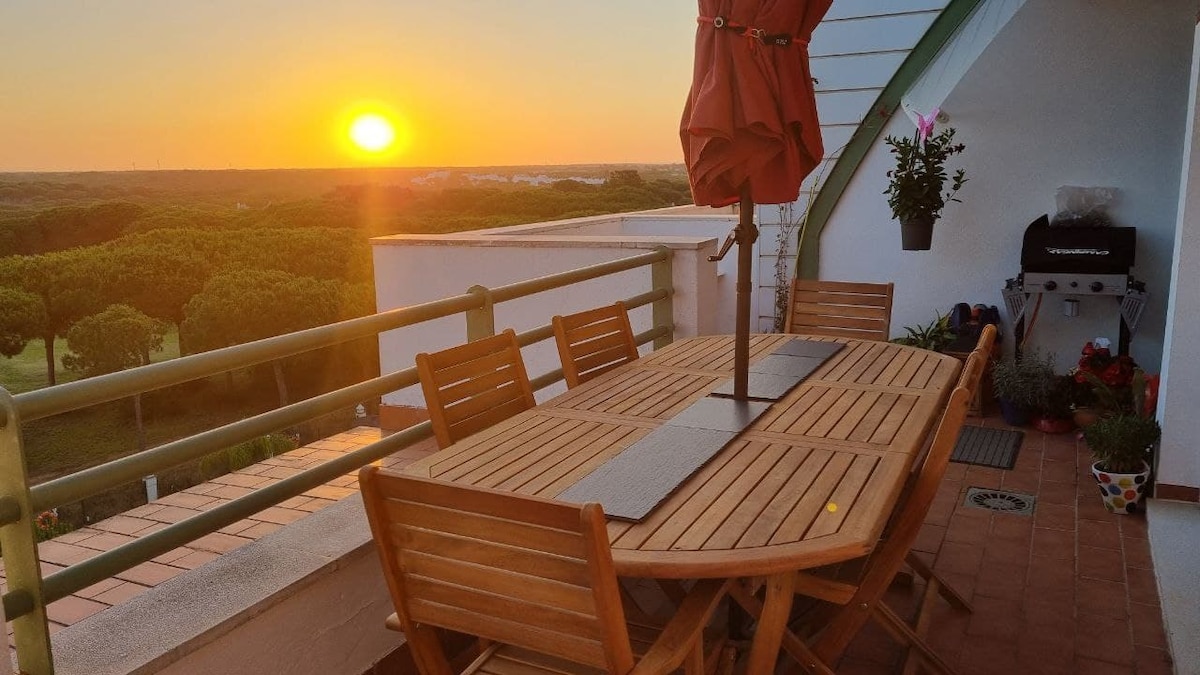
[963, 487, 1036, 515]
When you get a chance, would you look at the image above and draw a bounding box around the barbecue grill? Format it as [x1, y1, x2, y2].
[1003, 215, 1147, 355]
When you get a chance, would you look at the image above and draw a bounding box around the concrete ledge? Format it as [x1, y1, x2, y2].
[52, 496, 400, 675]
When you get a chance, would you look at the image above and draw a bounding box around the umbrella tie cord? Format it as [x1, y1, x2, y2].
[697, 15, 806, 49]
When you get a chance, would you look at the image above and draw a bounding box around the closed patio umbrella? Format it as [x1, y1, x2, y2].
[681, 0, 830, 399]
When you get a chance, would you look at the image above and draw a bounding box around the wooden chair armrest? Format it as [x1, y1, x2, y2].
[629, 579, 731, 675]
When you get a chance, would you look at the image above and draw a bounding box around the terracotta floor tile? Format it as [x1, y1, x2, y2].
[115, 561, 184, 587]
[1076, 578, 1130, 618]
[1122, 536, 1153, 570]
[989, 514, 1033, 543]
[1128, 602, 1168, 649]
[974, 559, 1027, 600]
[1032, 526, 1075, 560]
[155, 491, 219, 509]
[207, 484, 254, 500]
[143, 505, 202, 524]
[1016, 630, 1076, 674]
[45, 596, 107, 625]
[956, 635, 1020, 675]
[91, 581, 150, 606]
[1131, 646, 1174, 675]
[36, 541, 98, 566]
[944, 513, 990, 546]
[1000, 470, 1040, 493]
[74, 577, 123, 600]
[190, 532, 253, 554]
[1041, 458, 1078, 483]
[964, 466, 1005, 488]
[254, 506, 308, 525]
[239, 521, 283, 539]
[934, 541, 985, 577]
[983, 537, 1031, 566]
[90, 515, 158, 536]
[965, 595, 1023, 641]
[169, 550, 221, 570]
[1075, 613, 1134, 665]
[1078, 518, 1122, 550]
[1074, 656, 1135, 674]
[1078, 545, 1125, 583]
[1124, 567, 1160, 606]
[1034, 502, 1077, 531]
[1038, 480, 1078, 506]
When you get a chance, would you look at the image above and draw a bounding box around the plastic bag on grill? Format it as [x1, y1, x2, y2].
[1050, 185, 1118, 227]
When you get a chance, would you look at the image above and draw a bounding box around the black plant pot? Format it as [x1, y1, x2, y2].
[900, 217, 934, 250]
[998, 398, 1031, 427]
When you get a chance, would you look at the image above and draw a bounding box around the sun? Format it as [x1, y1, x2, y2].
[348, 113, 396, 153]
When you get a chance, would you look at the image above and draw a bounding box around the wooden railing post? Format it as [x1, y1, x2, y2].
[651, 247, 674, 349]
[465, 284, 496, 342]
[0, 387, 54, 675]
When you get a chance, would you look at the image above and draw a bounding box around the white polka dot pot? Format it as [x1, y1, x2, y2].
[1091, 461, 1151, 515]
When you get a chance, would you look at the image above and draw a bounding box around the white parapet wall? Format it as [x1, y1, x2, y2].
[371, 212, 741, 415]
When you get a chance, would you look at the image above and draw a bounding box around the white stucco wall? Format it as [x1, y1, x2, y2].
[1156, 22, 1200, 493]
[372, 225, 723, 409]
[818, 0, 1195, 373]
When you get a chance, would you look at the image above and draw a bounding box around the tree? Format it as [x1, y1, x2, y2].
[62, 304, 168, 452]
[62, 304, 167, 376]
[0, 287, 46, 358]
[181, 269, 347, 407]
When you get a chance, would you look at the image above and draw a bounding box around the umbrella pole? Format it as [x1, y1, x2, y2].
[733, 186, 757, 400]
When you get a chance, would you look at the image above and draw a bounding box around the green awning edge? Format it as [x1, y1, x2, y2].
[796, 0, 985, 279]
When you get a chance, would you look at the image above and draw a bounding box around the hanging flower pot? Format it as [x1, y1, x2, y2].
[1091, 461, 1151, 514]
[900, 216, 935, 250]
[883, 114, 967, 253]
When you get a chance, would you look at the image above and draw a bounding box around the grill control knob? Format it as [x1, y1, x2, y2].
[1090, 281, 1105, 293]
[1043, 280, 1058, 291]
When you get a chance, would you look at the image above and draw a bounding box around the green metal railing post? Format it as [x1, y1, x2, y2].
[651, 246, 674, 349]
[465, 284, 496, 341]
[0, 387, 54, 675]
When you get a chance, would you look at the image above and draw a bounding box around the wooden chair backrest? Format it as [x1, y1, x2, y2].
[974, 323, 998, 357]
[784, 279, 894, 342]
[415, 329, 536, 449]
[359, 468, 634, 674]
[957, 351, 986, 402]
[553, 302, 640, 388]
[812, 385, 971, 663]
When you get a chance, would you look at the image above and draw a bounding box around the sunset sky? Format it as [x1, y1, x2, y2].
[0, 1, 697, 172]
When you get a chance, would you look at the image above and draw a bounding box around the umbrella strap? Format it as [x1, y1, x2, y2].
[697, 15, 805, 49]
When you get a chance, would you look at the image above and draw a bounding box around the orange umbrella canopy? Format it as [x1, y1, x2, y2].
[681, 0, 831, 207]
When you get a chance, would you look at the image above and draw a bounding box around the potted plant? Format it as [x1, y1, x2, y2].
[890, 312, 955, 352]
[1083, 412, 1160, 515]
[882, 110, 968, 250]
[991, 351, 1053, 427]
[1032, 374, 1076, 434]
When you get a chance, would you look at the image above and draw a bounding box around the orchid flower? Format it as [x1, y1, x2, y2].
[916, 107, 940, 143]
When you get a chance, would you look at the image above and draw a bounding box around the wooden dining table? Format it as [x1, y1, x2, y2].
[402, 334, 960, 672]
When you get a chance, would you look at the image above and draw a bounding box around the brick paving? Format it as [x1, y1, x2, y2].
[4, 418, 1179, 673]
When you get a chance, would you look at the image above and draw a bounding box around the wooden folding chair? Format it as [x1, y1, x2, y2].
[359, 468, 732, 675]
[973, 323, 997, 357]
[783, 279, 894, 342]
[553, 301, 640, 388]
[415, 329, 536, 449]
[732, 386, 972, 675]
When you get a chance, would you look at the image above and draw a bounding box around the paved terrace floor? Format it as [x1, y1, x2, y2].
[2, 418, 1181, 674]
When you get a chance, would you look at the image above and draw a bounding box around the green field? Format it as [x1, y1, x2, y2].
[0, 331, 181, 394]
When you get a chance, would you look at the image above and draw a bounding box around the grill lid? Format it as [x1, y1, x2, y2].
[1020, 215, 1136, 274]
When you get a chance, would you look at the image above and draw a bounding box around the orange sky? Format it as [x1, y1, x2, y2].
[0, 1, 697, 171]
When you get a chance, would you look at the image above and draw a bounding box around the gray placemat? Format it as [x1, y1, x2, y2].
[558, 397, 771, 521]
[711, 339, 843, 401]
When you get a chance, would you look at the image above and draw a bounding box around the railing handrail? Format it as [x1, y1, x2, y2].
[0, 246, 675, 675]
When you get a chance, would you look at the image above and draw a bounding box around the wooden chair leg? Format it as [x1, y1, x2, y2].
[905, 552, 972, 612]
[901, 577, 943, 675]
[729, 579, 835, 675]
[872, 603, 958, 675]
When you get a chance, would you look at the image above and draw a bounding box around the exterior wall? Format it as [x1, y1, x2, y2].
[372, 227, 722, 410]
[1156, 22, 1200, 495]
[819, 0, 1195, 373]
[756, 0, 950, 331]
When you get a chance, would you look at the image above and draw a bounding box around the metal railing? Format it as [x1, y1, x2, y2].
[0, 247, 673, 675]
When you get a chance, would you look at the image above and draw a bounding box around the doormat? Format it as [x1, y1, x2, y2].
[951, 425, 1024, 470]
